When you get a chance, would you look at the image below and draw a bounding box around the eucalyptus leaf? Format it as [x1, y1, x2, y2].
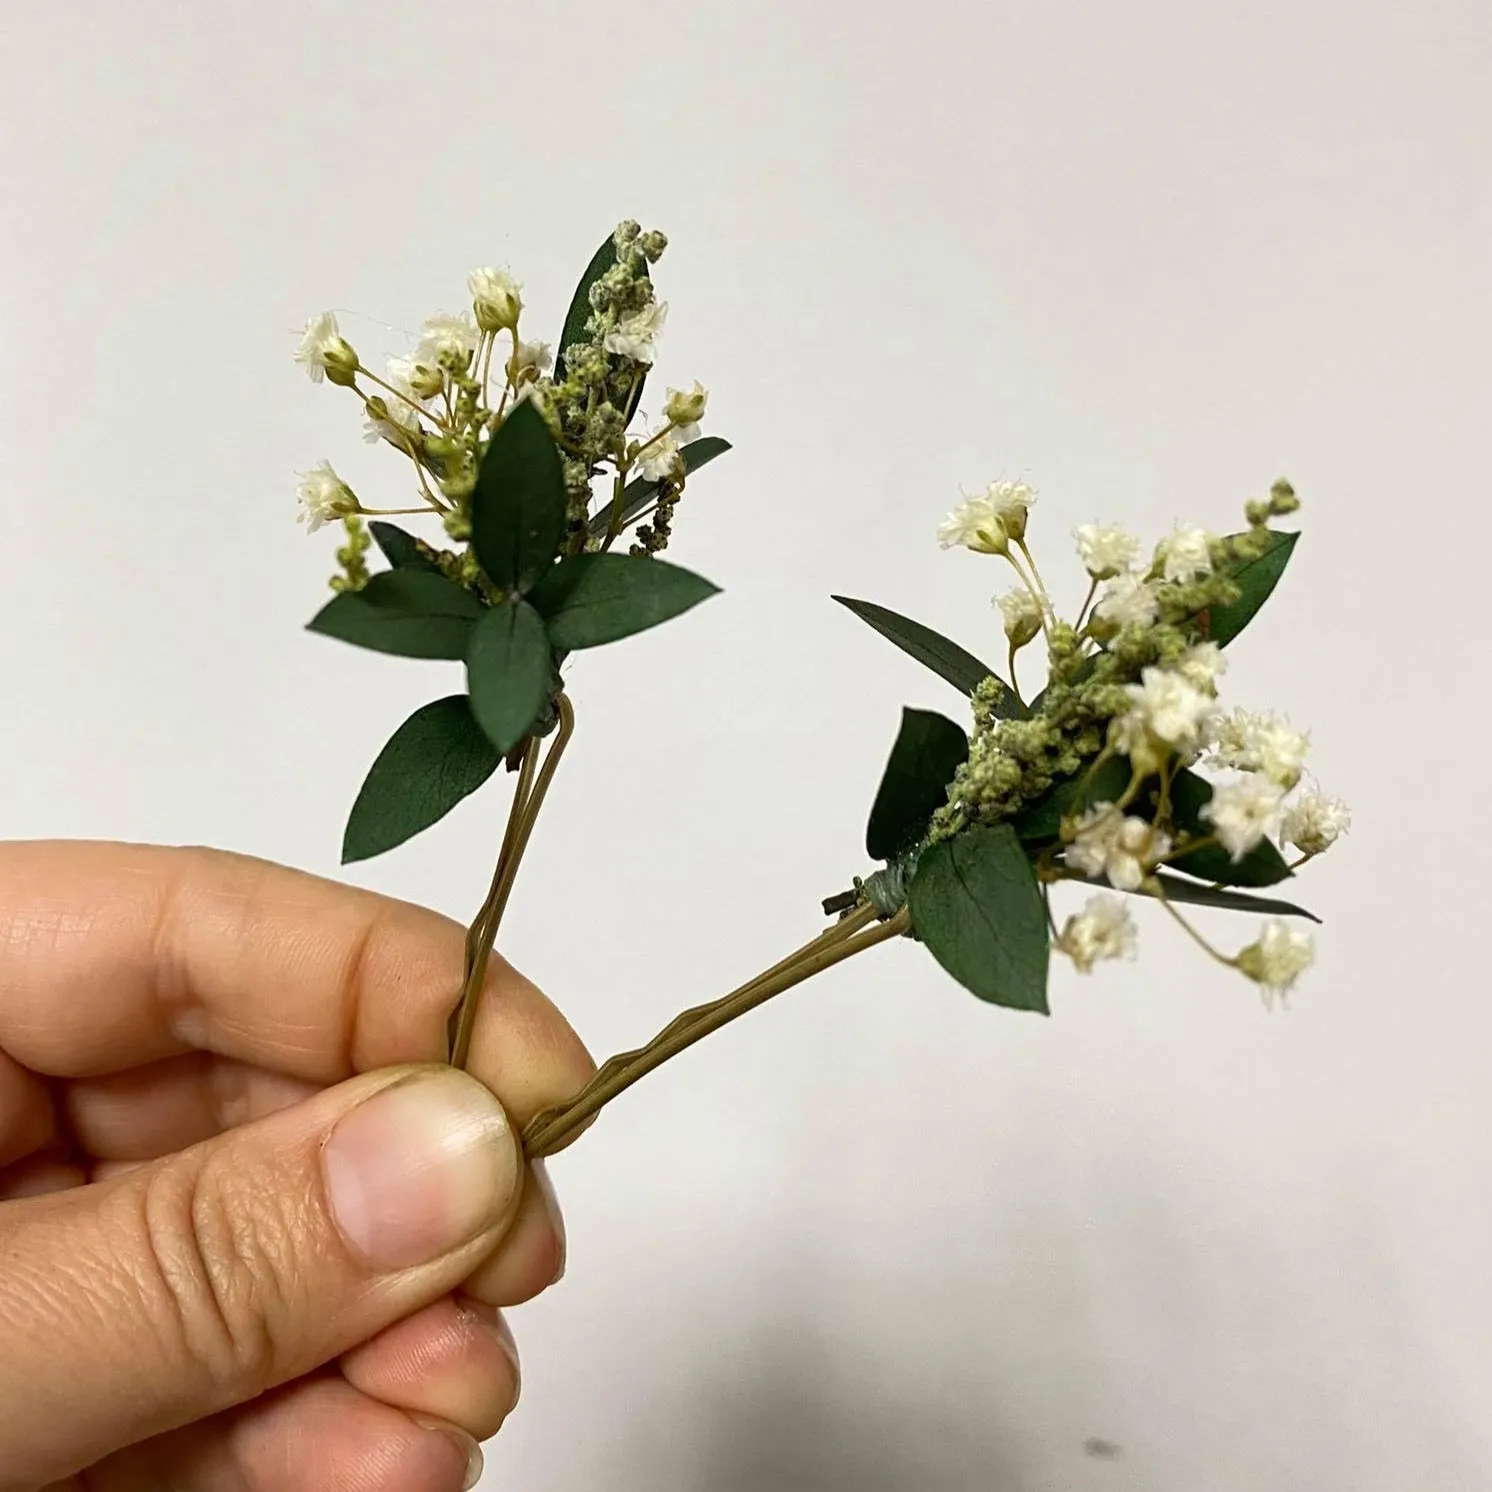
[908, 825, 1050, 1013]
[369, 521, 441, 574]
[1204, 530, 1298, 647]
[469, 401, 567, 594]
[832, 596, 1025, 718]
[553, 230, 650, 387]
[306, 570, 485, 659]
[1109, 870, 1321, 923]
[587, 436, 733, 540]
[341, 696, 501, 864]
[866, 708, 969, 861]
[1163, 768, 1292, 887]
[464, 599, 552, 753]
[528, 552, 719, 650]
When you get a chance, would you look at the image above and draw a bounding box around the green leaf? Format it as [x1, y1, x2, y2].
[369, 521, 441, 574]
[464, 599, 552, 753]
[908, 825, 1050, 1013]
[866, 708, 969, 861]
[1109, 870, 1321, 923]
[832, 596, 1026, 718]
[469, 401, 568, 594]
[341, 696, 501, 864]
[306, 570, 485, 659]
[528, 552, 719, 650]
[587, 436, 733, 540]
[1011, 756, 1133, 845]
[1203, 530, 1298, 647]
[554, 234, 622, 383]
[1163, 768, 1293, 887]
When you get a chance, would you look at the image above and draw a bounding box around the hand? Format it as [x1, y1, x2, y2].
[0, 841, 595, 1492]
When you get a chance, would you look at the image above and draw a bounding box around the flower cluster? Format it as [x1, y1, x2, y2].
[930, 477, 1347, 1006]
[292, 221, 712, 589]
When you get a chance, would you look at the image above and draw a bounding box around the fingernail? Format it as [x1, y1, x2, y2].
[324, 1070, 519, 1271]
[532, 1158, 567, 1282]
[414, 1418, 484, 1490]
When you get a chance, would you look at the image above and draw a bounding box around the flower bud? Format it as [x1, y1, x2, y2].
[1268, 478, 1300, 516]
[407, 360, 444, 400]
[638, 230, 669, 262]
[664, 381, 708, 428]
[468, 266, 523, 333]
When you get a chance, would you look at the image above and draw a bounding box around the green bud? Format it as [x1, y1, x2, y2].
[1269, 478, 1300, 516]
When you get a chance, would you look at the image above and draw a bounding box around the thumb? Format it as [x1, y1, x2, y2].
[0, 1064, 523, 1488]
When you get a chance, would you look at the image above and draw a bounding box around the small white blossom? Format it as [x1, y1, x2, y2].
[1093, 572, 1160, 630]
[604, 300, 668, 363]
[1121, 666, 1215, 751]
[294, 311, 358, 385]
[1201, 775, 1285, 860]
[995, 587, 1043, 646]
[416, 311, 478, 372]
[511, 339, 553, 385]
[1280, 788, 1351, 856]
[637, 429, 685, 483]
[296, 461, 358, 533]
[1073, 523, 1139, 580]
[1210, 708, 1310, 788]
[938, 495, 1009, 555]
[664, 381, 708, 442]
[468, 265, 523, 332]
[362, 357, 425, 444]
[1056, 894, 1138, 973]
[1067, 806, 1172, 892]
[1237, 919, 1315, 1006]
[1175, 641, 1227, 693]
[983, 479, 1037, 541]
[1158, 525, 1216, 582]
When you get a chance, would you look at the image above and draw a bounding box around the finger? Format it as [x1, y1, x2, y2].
[341, 1294, 520, 1442]
[464, 1159, 566, 1307]
[0, 844, 593, 1113]
[0, 1153, 84, 1200]
[0, 1046, 54, 1168]
[0, 1064, 521, 1489]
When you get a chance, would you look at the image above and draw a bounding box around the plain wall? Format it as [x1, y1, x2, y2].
[2, 2, 1489, 1487]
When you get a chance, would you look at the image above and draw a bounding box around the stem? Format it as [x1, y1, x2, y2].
[521, 904, 908, 1157]
[1007, 639, 1023, 707]
[1016, 538, 1052, 609]
[1074, 576, 1099, 631]
[358, 367, 448, 430]
[1147, 877, 1237, 968]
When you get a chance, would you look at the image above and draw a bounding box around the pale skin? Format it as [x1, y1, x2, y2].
[0, 841, 597, 1492]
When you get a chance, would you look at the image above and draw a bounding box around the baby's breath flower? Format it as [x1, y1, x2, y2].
[1236, 919, 1314, 1006]
[1056, 894, 1138, 972]
[604, 300, 668, 363]
[663, 382, 708, 442]
[1093, 572, 1161, 630]
[1120, 666, 1215, 752]
[1158, 525, 1216, 582]
[512, 339, 553, 385]
[1074, 523, 1139, 580]
[417, 312, 478, 372]
[938, 495, 1009, 555]
[362, 358, 424, 444]
[1175, 641, 1227, 693]
[637, 429, 685, 483]
[1200, 774, 1285, 860]
[295, 311, 359, 387]
[296, 461, 359, 532]
[984, 480, 1037, 541]
[468, 266, 523, 333]
[1210, 709, 1310, 789]
[1067, 806, 1171, 892]
[1281, 788, 1351, 856]
[996, 587, 1043, 647]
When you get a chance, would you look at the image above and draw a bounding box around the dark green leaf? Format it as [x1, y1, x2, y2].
[369, 521, 441, 574]
[464, 599, 552, 754]
[866, 708, 968, 861]
[587, 436, 733, 540]
[1012, 756, 1133, 845]
[528, 552, 719, 650]
[1203, 530, 1298, 647]
[1163, 768, 1292, 887]
[470, 401, 567, 594]
[832, 596, 1025, 718]
[306, 570, 485, 659]
[555, 234, 622, 383]
[341, 696, 501, 864]
[908, 825, 1050, 1012]
[1108, 870, 1320, 923]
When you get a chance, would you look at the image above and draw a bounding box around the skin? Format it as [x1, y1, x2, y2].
[0, 841, 597, 1492]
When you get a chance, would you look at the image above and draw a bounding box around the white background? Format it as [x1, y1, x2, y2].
[3, 2, 1490, 1487]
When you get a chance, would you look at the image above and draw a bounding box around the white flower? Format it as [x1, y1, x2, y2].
[511, 339, 553, 385]
[995, 587, 1043, 646]
[604, 300, 668, 363]
[294, 311, 358, 385]
[1067, 806, 1171, 892]
[1201, 775, 1285, 860]
[1175, 641, 1227, 693]
[664, 381, 708, 442]
[416, 311, 478, 371]
[1056, 894, 1138, 973]
[1073, 523, 1139, 580]
[1158, 525, 1216, 582]
[1092, 572, 1160, 630]
[637, 429, 685, 483]
[468, 265, 523, 332]
[1121, 666, 1215, 751]
[296, 461, 358, 533]
[362, 357, 425, 444]
[938, 495, 1009, 555]
[1237, 919, 1314, 1006]
[1209, 708, 1310, 788]
[983, 479, 1037, 541]
[1280, 788, 1351, 856]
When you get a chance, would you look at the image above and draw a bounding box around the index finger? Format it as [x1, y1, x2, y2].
[0, 842, 590, 1118]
